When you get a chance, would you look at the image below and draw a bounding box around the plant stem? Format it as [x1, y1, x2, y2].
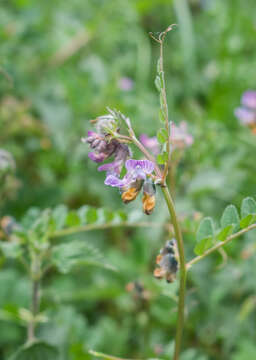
[27, 279, 40, 342]
[51, 221, 163, 239]
[158, 36, 170, 183]
[161, 185, 186, 360]
[187, 223, 256, 269]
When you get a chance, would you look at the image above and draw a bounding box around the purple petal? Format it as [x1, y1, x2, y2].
[98, 163, 114, 172]
[125, 159, 154, 174]
[140, 134, 160, 155]
[170, 122, 193, 148]
[88, 152, 106, 163]
[241, 91, 256, 109]
[118, 77, 134, 91]
[185, 135, 194, 146]
[234, 107, 255, 125]
[98, 161, 121, 175]
[104, 175, 126, 188]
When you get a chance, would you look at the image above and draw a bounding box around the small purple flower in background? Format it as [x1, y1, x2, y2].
[140, 121, 193, 156]
[118, 77, 134, 91]
[241, 91, 256, 109]
[139, 134, 160, 156]
[171, 121, 194, 149]
[235, 90, 256, 133]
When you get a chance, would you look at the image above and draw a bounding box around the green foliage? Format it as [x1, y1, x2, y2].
[157, 128, 168, 144]
[194, 217, 214, 255]
[240, 197, 256, 228]
[1, 0, 256, 359]
[51, 240, 115, 274]
[9, 341, 59, 360]
[194, 197, 256, 255]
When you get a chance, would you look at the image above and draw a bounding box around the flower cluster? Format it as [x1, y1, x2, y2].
[83, 115, 157, 215]
[82, 115, 130, 177]
[140, 121, 193, 155]
[154, 239, 179, 283]
[234, 91, 256, 133]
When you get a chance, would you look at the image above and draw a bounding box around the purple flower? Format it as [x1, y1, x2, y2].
[140, 122, 193, 156]
[82, 131, 116, 163]
[241, 91, 256, 109]
[105, 159, 154, 188]
[118, 77, 134, 91]
[98, 143, 131, 175]
[140, 134, 160, 156]
[171, 122, 194, 149]
[234, 107, 256, 126]
[235, 91, 256, 129]
[82, 130, 130, 176]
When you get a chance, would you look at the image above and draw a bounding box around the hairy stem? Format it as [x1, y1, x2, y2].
[161, 186, 186, 360]
[27, 279, 40, 342]
[187, 223, 256, 269]
[159, 36, 170, 183]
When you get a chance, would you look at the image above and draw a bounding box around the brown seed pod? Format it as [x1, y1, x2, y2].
[142, 193, 156, 215]
[121, 187, 140, 204]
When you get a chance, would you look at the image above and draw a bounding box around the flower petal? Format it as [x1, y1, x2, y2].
[125, 159, 154, 174]
[104, 175, 125, 187]
[88, 152, 106, 163]
[241, 91, 256, 109]
[98, 161, 121, 175]
[234, 107, 255, 125]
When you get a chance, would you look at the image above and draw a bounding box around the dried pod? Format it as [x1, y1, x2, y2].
[154, 239, 179, 283]
[142, 178, 156, 215]
[0, 216, 18, 236]
[121, 179, 143, 204]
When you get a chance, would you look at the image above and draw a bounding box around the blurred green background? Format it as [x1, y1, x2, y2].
[1, 0, 256, 359]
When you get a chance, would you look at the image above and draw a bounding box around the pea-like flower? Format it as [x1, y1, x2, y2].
[105, 159, 154, 187]
[140, 121, 193, 155]
[154, 239, 179, 283]
[139, 134, 160, 156]
[235, 91, 256, 133]
[105, 159, 156, 214]
[82, 126, 130, 176]
[170, 122, 194, 149]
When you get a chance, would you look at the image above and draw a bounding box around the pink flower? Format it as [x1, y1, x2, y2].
[171, 122, 194, 149]
[139, 134, 160, 156]
[118, 77, 134, 91]
[140, 122, 193, 155]
[235, 91, 256, 128]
